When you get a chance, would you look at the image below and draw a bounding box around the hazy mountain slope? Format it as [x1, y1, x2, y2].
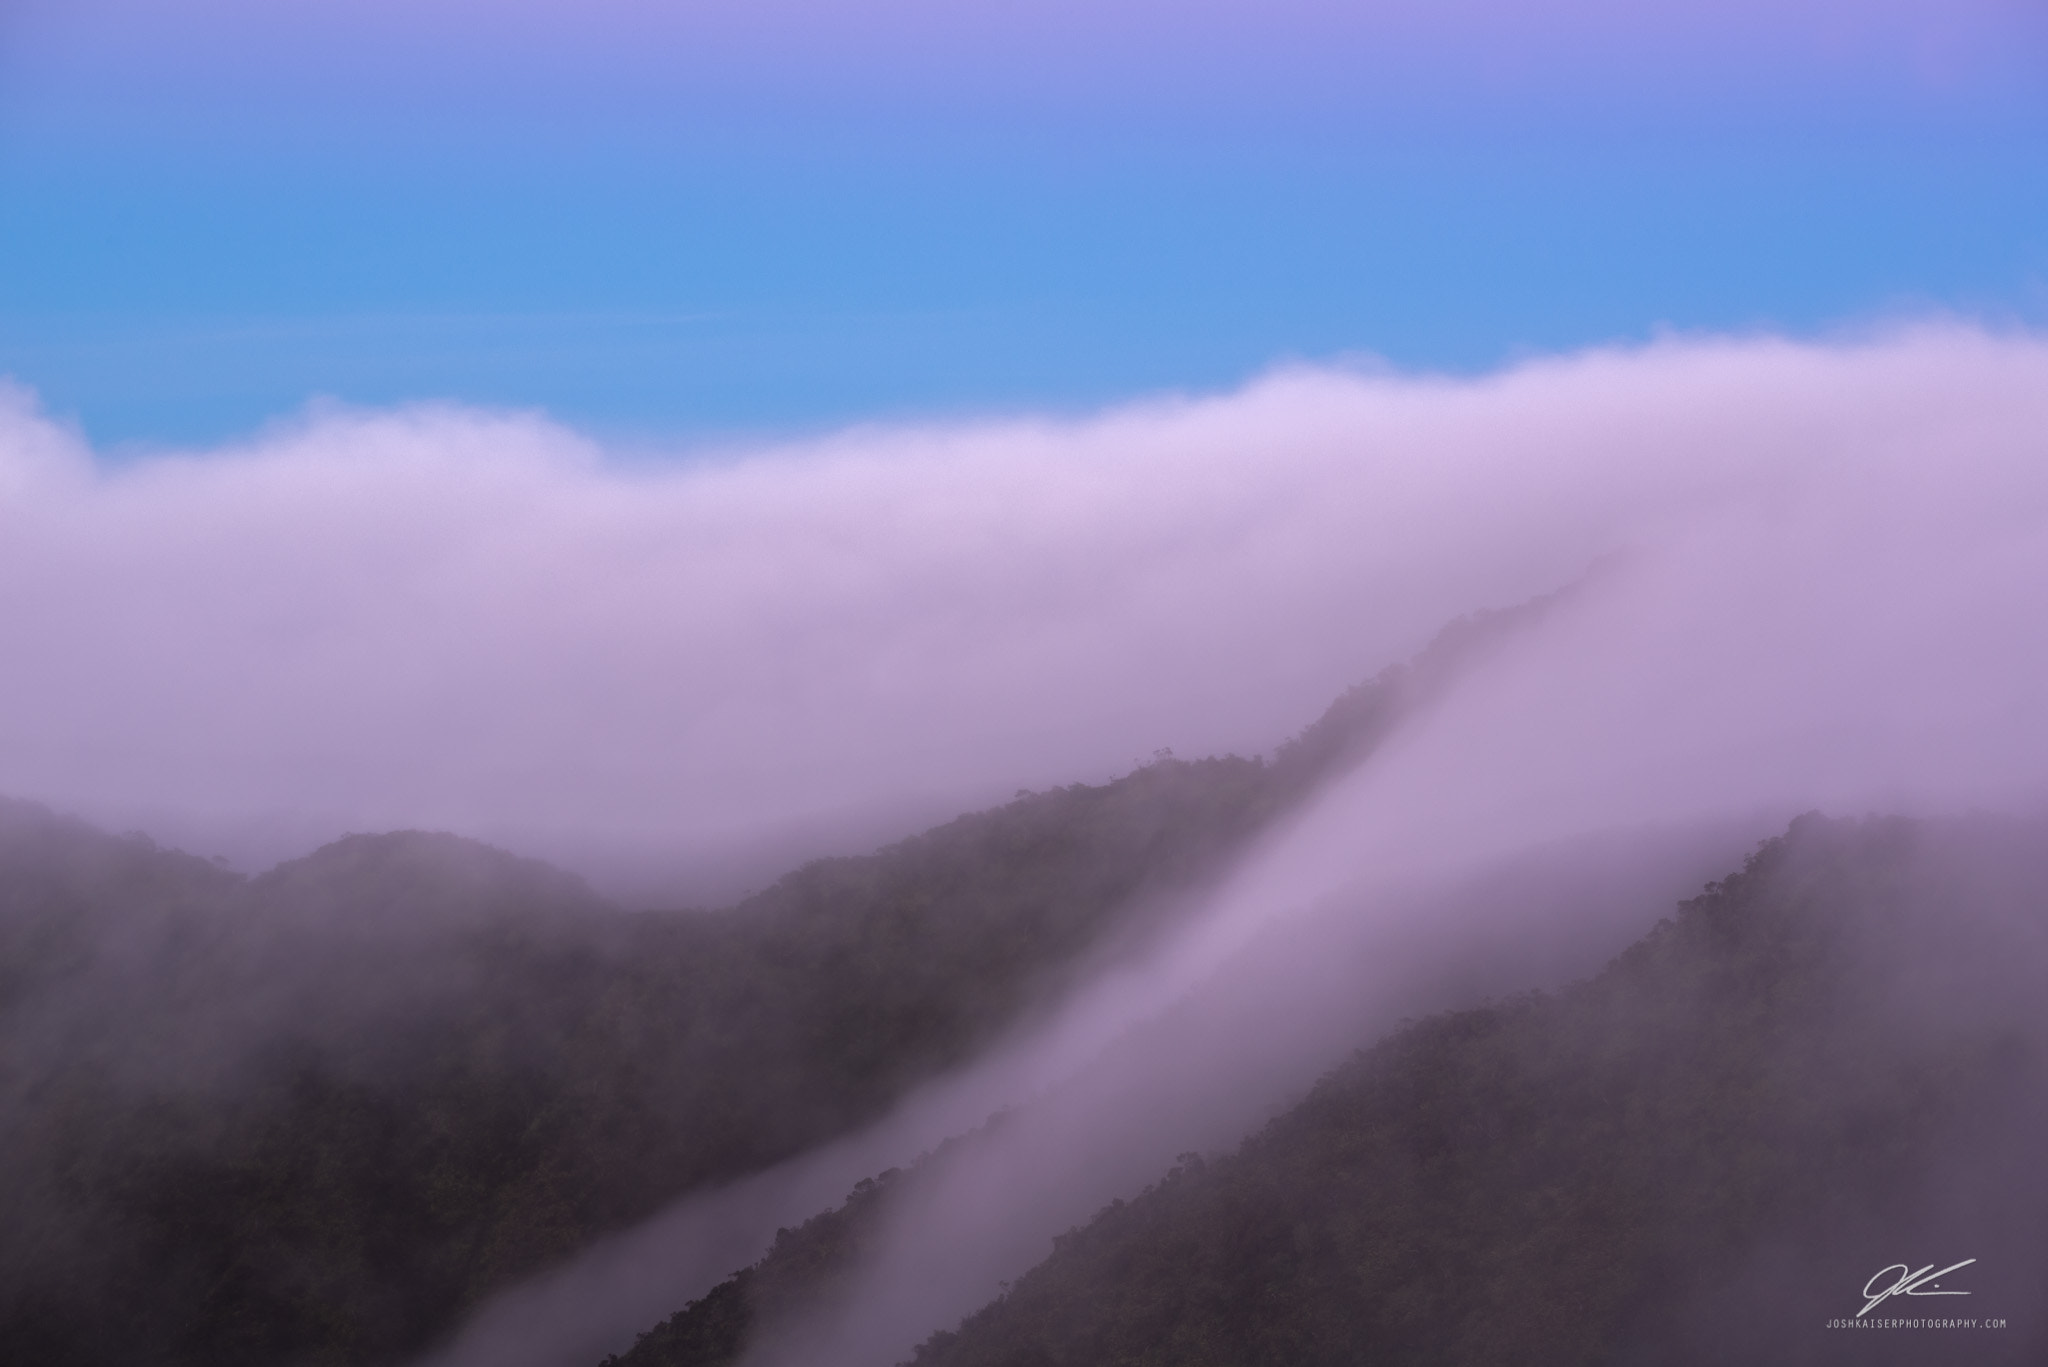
[0, 605, 1542, 1367]
[3, 773, 1270, 1367]
[0, 798, 244, 1019]
[893, 813, 2048, 1367]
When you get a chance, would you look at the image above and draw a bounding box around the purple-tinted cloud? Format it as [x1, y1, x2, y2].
[399, 322, 2048, 1367]
[717, 322, 2048, 1367]
[3, 326, 2044, 903]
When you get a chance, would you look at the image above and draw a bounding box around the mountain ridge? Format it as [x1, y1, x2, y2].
[595, 812, 2048, 1367]
[0, 597, 1556, 1367]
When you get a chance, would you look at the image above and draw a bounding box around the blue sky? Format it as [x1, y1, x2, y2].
[2, 0, 2044, 447]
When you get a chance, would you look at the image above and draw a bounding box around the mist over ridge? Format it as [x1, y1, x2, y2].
[7, 323, 2048, 1364]
[6, 0, 2047, 1352]
[383, 324, 2048, 1366]
[4, 601, 1505, 1367]
[560, 811, 2048, 1367]
[4, 324, 2046, 904]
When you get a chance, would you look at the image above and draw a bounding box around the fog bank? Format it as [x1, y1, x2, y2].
[241, 320, 2048, 1362]
[4, 326, 2044, 902]
[753, 437, 2048, 1361]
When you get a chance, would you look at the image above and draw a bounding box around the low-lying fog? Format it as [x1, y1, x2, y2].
[425, 819, 1767, 1367]
[7, 324, 2048, 1364]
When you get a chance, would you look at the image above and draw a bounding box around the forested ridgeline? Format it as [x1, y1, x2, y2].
[901, 813, 2048, 1367]
[0, 770, 1257, 1367]
[0, 603, 1545, 1367]
[598, 813, 2048, 1367]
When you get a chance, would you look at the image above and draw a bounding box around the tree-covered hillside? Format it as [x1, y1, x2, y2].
[596, 813, 2048, 1367]
[0, 604, 1543, 1367]
[899, 814, 2048, 1367]
[1, 765, 1265, 1367]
